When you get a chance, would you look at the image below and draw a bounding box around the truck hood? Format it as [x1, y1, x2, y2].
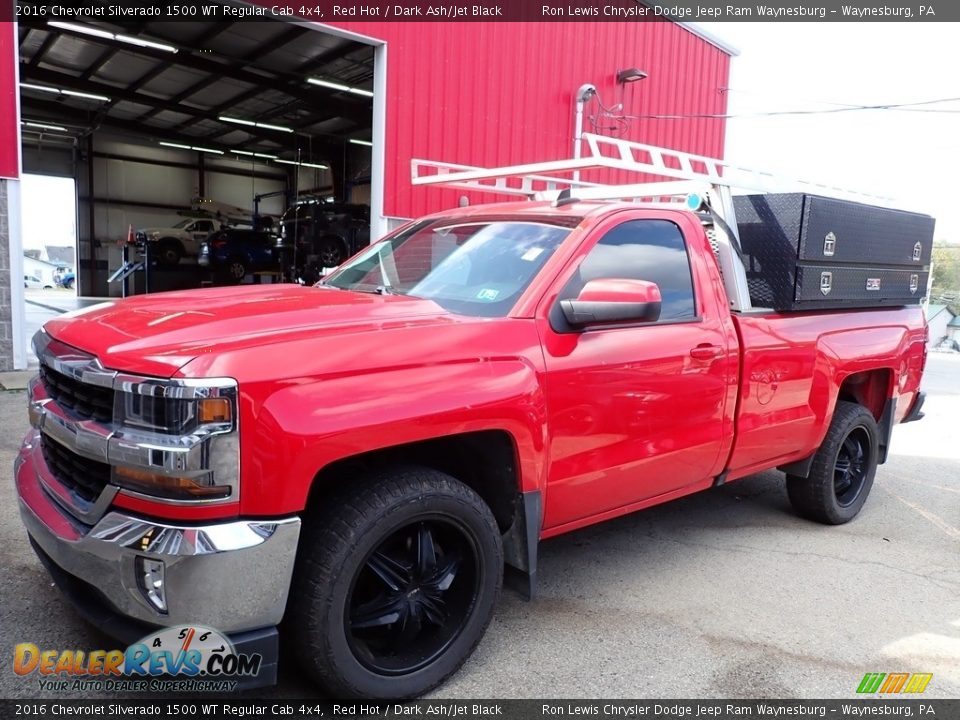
[138, 227, 186, 236]
[42, 285, 455, 377]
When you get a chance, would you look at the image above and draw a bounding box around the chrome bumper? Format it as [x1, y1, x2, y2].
[16, 429, 301, 633]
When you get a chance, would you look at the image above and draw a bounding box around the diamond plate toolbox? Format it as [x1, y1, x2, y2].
[732, 193, 934, 311]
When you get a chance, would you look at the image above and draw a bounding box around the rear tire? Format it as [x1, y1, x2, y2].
[316, 236, 347, 268]
[155, 238, 183, 266]
[222, 257, 247, 284]
[289, 467, 503, 699]
[787, 401, 879, 525]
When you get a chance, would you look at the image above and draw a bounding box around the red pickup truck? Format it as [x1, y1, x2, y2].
[16, 199, 927, 698]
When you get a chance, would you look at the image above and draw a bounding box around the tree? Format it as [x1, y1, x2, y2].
[931, 242, 960, 313]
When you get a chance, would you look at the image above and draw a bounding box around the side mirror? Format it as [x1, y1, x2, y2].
[560, 278, 662, 328]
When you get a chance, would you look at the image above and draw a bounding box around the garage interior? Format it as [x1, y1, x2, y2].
[17, 19, 375, 296]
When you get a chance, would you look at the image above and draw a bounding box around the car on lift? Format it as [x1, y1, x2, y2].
[136, 217, 227, 266]
[199, 227, 282, 284]
[279, 200, 370, 282]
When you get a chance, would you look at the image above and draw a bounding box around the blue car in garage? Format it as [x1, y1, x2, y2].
[199, 227, 282, 284]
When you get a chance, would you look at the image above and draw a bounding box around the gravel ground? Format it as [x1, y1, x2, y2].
[1, 355, 957, 700]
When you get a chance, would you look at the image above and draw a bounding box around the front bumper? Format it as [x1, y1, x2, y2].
[16, 428, 301, 640]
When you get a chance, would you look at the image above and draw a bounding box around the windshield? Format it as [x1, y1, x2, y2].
[172, 219, 195, 229]
[324, 219, 573, 317]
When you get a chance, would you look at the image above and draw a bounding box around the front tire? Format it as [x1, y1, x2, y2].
[289, 467, 503, 699]
[787, 401, 879, 525]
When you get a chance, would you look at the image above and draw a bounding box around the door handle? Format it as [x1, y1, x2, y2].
[690, 344, 723, 360]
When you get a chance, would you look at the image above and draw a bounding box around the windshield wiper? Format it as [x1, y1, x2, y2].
[374, 285, 393, 295]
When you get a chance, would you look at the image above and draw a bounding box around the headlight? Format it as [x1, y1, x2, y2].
[150, 231, 161, 240]
[111, 377, 239, 502]
[115, 385, 232, 435]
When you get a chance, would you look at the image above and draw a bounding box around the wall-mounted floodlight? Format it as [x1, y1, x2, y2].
[617, 68, 648, 84]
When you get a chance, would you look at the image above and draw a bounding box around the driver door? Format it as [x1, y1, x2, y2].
[539, 213, 737, 530]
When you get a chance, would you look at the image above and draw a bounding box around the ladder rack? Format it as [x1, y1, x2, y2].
[410, 133, 897, 314]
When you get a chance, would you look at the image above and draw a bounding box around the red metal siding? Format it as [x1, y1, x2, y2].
[0, 18, 20, 179]
[250, 14, 731, 219]
[334, 22, 729, 219]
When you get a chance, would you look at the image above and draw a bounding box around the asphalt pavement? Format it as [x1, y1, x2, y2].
[1, 355, 957, 700]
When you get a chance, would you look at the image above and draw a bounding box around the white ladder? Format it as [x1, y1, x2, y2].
[410, 133, 895, 313]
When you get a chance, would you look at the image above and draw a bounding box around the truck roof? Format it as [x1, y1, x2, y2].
[415, 199, 670, 224]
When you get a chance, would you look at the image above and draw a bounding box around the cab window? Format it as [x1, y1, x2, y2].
[561, 219, 696, 323]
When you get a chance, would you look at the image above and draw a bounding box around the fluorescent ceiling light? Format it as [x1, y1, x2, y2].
[231, 150, 279, 159]
[48, 21, 178, 54]
[20, 83, 59, 94]
[20, 82, 109, 102]
[275, 159, 329, 170]
[257, 122, 293, 133]
[61, 88, 111, 101]
[307, 78, 374, 98]
[219, 116, 293, 133]
[349, 138, 373, 147]
[307, 78, 350, 92]
[115, 35, 178, 53]
[22, 121, 68, 132]
[47, 22, 113, 40]
[219, 116, 255, 127]
[159, 141, 223, 155]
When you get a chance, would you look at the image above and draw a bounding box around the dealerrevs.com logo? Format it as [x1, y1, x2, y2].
[14, 625, 262, 692]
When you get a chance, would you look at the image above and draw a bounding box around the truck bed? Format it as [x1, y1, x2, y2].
[726, 305, 926, 481]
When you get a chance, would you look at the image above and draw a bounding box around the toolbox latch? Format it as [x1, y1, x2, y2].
[823, 232, 836, 257]
[820, 272, 833, 295]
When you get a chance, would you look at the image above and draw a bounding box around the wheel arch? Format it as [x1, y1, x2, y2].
[836, 368, 896, 463]
[782, 367, 896, 478]
[157, 236, 185, 249]
[303, 429, 541, 598]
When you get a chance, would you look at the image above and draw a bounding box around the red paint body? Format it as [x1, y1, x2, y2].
[318, 19, 730, 218]
[43, 202, 927, 534]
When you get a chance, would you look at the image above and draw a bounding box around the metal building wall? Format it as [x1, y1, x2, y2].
[327, 21, 730, 219]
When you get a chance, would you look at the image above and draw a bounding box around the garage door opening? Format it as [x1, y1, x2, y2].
[21, 173, 77, 294]
[17, 19, 380, 299]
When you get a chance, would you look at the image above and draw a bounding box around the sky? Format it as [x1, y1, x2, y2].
[696, 22, 960, 244]
[21, 173, 76, 252]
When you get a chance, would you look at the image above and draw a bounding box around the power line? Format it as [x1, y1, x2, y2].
[621, 95, 960, 121]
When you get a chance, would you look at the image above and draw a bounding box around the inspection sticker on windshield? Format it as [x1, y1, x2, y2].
[476, 288, 500, 301]
[521, 247, 545, 261]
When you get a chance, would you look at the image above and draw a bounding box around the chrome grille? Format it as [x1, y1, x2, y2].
[39, 363, 114, 423]
[40, 434, 111, 504]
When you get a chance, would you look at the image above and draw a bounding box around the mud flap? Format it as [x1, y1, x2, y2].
[502, 490, 541, 601]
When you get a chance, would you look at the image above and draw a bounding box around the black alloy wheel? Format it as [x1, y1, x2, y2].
[346, 517, 479, 676]
[787, 400, 879, 525]
[288, 467, 502, 698]
[833, 426, 871, 507]
[317, 238, 346, 268]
